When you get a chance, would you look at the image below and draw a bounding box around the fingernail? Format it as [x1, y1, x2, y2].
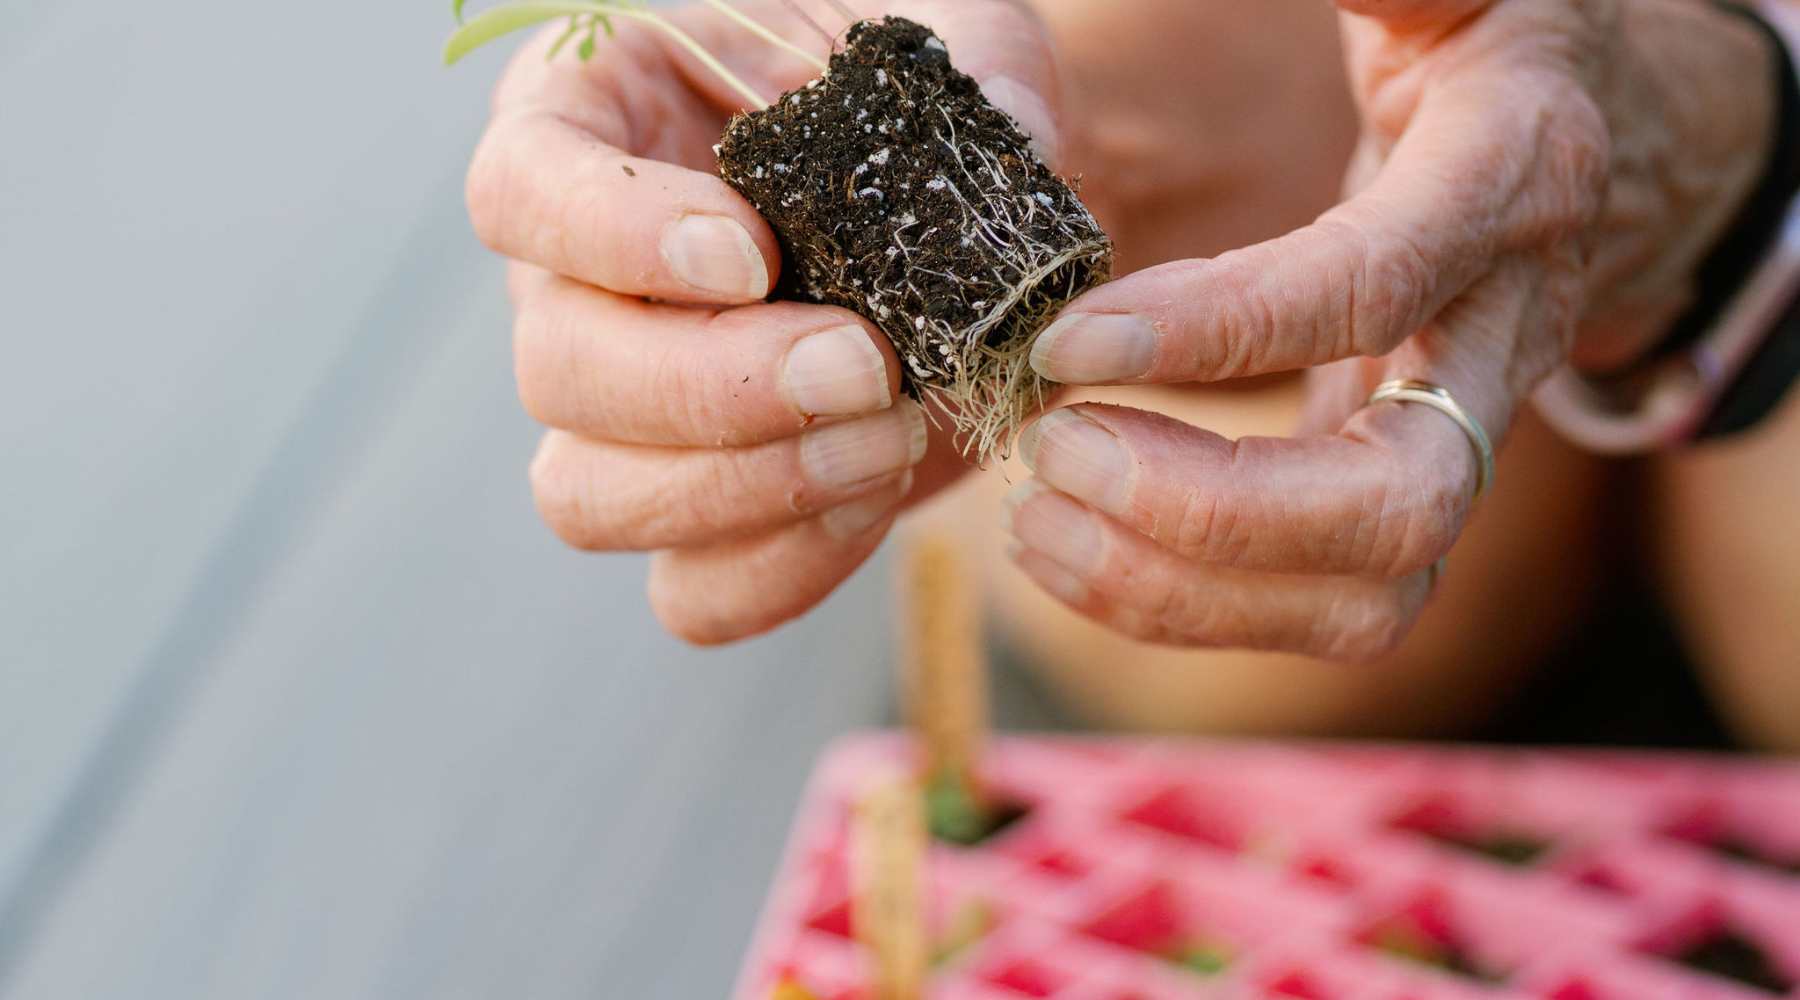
[783, 325, 892, 417]
[801, 401, 927, 489]
[1030, 313, 1158, 383]
[979, 76, 1060, 167]
[660, 215, 769, 299]
[1017, 409, 1132, 516]
[1001, 479, 1102, 576]
[821, 470, 912, 540]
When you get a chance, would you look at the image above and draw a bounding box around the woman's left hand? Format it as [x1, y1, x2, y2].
[1006, 0, 1776, 660]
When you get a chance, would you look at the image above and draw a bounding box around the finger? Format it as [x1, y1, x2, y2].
[1014, 392, 1487, 579]
[1004, 483, 1434, 662]
[513, 271, 902, 446]
[647, 488, 903, 644]
[1027, 77, 1544, 386]
[529, 403, 926, 551]
[467, 105, 779, 304]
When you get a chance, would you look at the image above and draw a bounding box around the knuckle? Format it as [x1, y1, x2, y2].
[1108, 604, 1176, 646]
[1160, 584, 1240, 649]
[1168, 438, 1252, 564]
[1509, 80, 1610, 246]
[511, 305, 559, 426]
[1324, 599, 1411, 664]
[1542, 96, 1610, 232]
[1169, 487, 1224, 562]
[512, 291, 600, 431]
[529, 438, 610, 550]
[647, 338, 725, 444]
[528, 439, 582, 544]
[465, 128, 518, 253]
[1205, 256, 1281, 379]
[1356, 225, 1434, 353]
[1367, 465, 1460, 578]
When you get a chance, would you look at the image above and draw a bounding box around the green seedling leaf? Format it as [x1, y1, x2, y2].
[445, 3, 596, 65]
[454, 0, 468, 23]
[545, 17, 581, 60]
[1174, 943, 1231, 976]
[442, 0, 770, 108]
[923, 770, 989, 846]
[578, 26, 596, 60]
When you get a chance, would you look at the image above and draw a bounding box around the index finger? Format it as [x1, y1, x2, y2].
[465, 32, 780, 304]
[1029, 73, 1603, 385]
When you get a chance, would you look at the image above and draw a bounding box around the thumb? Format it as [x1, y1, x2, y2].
[1332, 0, 1492, 30]
[890, 0, 1063, 168]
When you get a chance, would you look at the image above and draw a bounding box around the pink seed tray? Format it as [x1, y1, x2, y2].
[734, 733, 1800, 1000]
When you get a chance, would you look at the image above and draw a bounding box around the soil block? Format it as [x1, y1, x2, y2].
[717, 17, 1113, 460]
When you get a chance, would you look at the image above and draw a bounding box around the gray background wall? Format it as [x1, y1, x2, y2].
[0, 3, 896, 996]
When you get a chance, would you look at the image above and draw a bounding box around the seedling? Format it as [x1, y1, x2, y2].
[1162, 939, 1234, 976]
[446, 2, 1113, 461]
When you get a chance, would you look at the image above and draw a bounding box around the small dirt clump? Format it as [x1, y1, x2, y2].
[716, 17, 1112, 461]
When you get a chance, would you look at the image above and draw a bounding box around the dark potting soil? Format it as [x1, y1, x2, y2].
[717, 16, 1112, 458]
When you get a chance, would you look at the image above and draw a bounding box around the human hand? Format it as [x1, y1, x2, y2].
[1008, 0, 1776, 660]
[466, 0, 1062, 642]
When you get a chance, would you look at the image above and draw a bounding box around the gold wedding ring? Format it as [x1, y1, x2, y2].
[1364, 378, 1496, 504]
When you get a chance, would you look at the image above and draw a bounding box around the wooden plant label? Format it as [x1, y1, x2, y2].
[851, 778, 929, 1000]
[897, 535, 988, 790]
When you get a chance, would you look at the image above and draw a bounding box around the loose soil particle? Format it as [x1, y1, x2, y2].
[717, 16, 1112, 461]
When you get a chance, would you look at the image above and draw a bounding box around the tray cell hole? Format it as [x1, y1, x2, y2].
[1354, 891, 1510, 985]
[1639, 908, 1795, 996]
[1389, 796, 1553, 867]
[1079, 882, 1236, 978]
[1119, 786, 1242, 853]
[982, 958, 1070, 998]
[1263, 968, 1335, 999]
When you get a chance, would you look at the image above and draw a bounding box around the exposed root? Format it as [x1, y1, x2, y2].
[716, 17, 1113, 465]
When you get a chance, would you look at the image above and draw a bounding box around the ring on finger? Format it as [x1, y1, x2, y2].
[1364, 378, 1496, 504]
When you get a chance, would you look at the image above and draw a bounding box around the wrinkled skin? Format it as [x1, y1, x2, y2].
[1009, 0, 1772, 659]
[471, 0, 1772, 655]
[470, 1, 1061, 642]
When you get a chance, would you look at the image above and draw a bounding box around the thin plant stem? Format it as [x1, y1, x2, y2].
[448, 2, 770, 107]
[773, 0, 841, 52]
[601, 4, 770, 106]
[702, 0, 827, 72]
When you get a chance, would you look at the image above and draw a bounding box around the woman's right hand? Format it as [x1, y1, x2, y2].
[465, 1, 1061, 642]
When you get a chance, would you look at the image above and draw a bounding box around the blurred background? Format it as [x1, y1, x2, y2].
[0, 3, 899, 997]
